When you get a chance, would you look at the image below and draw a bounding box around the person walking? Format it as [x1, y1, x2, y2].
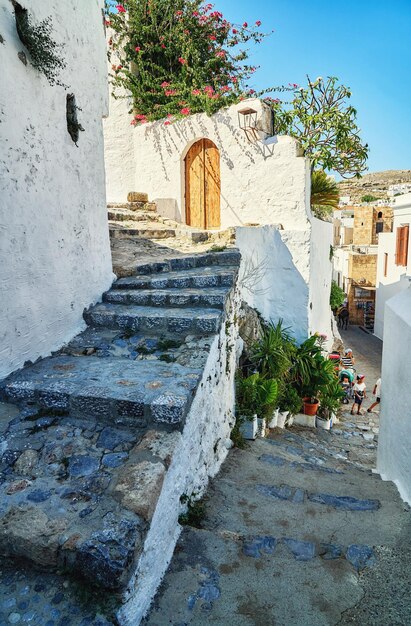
[367, 377, 381, 413]
[340, 348, 355, 370]
[351, 374, 366, 415]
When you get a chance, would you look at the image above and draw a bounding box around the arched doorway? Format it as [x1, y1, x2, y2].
[184, 138, 221, 229]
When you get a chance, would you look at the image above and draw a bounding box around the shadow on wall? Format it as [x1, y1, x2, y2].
[142, 111, 280, 226]
[236, 226, 310, 343]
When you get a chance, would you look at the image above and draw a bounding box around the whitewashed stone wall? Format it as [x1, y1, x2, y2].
[309, 217, 334, 342]
[236, 225, 333, 346]
[374, 193, 411, 339]
[377, 287, 411, 505]
[0, 0, 113, 379]
[118, 289, 241, 625]
[104, 96, 311, 231]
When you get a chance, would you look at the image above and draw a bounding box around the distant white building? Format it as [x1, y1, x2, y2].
[339, 196, 351, 207]
[0, 0, 113, 378]
[374, 193, 411, 340]
[387, 183, 411, 198]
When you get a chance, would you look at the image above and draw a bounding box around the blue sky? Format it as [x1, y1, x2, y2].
[216, 0, 411, 174]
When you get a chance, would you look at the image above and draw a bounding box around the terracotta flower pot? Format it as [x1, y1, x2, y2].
[303, 398, 319, 416]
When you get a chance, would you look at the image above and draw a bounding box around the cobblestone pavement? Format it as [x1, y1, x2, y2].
[144, 328, 411, 626]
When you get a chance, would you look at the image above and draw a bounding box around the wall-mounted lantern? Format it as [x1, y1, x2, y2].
[237, 107, 259, 141]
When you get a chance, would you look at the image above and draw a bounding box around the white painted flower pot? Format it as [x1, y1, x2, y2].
[257, 418, 266, 438]
[286, 415, 294, 427]
[239, 415, 258, 440]
[316, 416, 331, 430]
[268, 408, 279, 429]
[277, 410, 289, 429]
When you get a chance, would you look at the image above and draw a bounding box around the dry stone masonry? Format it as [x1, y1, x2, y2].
[0, 248, 242, 622]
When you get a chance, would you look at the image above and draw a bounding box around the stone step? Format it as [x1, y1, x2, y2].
[0, 403, 183, 592]
[113, 266, 238, 290]
[108, 208, 160, 222]
[107, 201, 157, 212]
[0, 355, 201, 427]
[133, 249, 241, 275]
[84, 303, 222, 335]
[109, 225, 176, 240]
[103, 287, 230, 309]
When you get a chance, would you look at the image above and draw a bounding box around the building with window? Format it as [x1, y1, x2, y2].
[332, 205, 393, 331]
[374, 193, 411, 339]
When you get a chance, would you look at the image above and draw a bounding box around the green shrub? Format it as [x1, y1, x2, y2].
[330, 280, 346, 310]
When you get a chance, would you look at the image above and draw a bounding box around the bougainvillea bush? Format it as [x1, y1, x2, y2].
[106, 0, 270, 125]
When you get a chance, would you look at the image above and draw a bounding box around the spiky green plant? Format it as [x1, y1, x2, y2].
[311, 169, 340, 220]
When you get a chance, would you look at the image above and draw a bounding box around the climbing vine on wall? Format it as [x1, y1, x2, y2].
[106, 0, 271, 125]
[13, 2, 66, 86]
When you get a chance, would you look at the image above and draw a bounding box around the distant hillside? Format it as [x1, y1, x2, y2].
[338, 170, 411, 204]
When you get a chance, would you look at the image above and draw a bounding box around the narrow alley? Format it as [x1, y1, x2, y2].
[144, 327, 411, 626]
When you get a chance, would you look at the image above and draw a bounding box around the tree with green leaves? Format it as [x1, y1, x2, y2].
[311, 169, 340, 220]
[330, 280, 346, 310]
[267, 76, 369, 179]
[106, 0, 269, 125]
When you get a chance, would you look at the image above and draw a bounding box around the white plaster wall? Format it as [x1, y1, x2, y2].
[104, 98, 310, 230]
[374, 196, 411, 339]
[0, 0, 113, 379]
[119, 290, 240, 625]
[236, 225, 311, 344]
[309, 217, 333, 346]
[377, 287, 411, 505]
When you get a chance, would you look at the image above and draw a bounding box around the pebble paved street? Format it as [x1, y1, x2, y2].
[144, 327, 411, 626]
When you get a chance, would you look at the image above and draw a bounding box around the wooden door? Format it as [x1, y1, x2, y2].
[185, 139, 220, 229]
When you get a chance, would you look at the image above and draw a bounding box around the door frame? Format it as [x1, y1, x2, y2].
[183, 137, 221, 229]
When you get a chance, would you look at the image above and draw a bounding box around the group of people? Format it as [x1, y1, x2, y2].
[337, 348, 381, 416]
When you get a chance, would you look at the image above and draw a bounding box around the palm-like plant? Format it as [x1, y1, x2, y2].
[251, 320, 296, 379]
[311, 169, 340, 220]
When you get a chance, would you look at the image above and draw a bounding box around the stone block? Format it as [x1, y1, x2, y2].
[293, 413, 316, 428]
[0, 507, 67, 567]
[113, 461, 165, 521]
[127, 192, 148, 203]
[135, 430, 181, 467]
[14, 449, 39, 477]
[151, 394, 187, 425]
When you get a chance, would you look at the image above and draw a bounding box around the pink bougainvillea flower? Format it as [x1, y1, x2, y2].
[208, 34, 217, 40]
[256, 20, 262, 26]
[180, 107, 191, 115]
[191, 89, 201, 96]
[215, 50, 226, 57]
[135, 46, 141, 52]
[105, 19, 111, 27]
[204, 85, 214, 93]
[178, 57, 187, 65]
[165, 89, 178, 96]
[134, 114, 147, 120]
[242, 22, 248, 28]
[161, 43, 166, 48]
[116, 5, 126, 13]
[161, 81, 170, 88]
[130, 119, 137, 126]
[232, 28, 238, 34]
[164, 120, 172, 126]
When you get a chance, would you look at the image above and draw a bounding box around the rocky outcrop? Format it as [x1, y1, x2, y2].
[338, 170, 411, 204]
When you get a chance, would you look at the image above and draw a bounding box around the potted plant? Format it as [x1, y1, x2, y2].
[291, 336, 335, 416]
[317, 379, 344, 430]
[235, 373, 277, 440]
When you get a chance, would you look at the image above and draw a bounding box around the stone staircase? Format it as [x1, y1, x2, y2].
[108, 195, 234, 245]
[0, 249, 241, 602]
